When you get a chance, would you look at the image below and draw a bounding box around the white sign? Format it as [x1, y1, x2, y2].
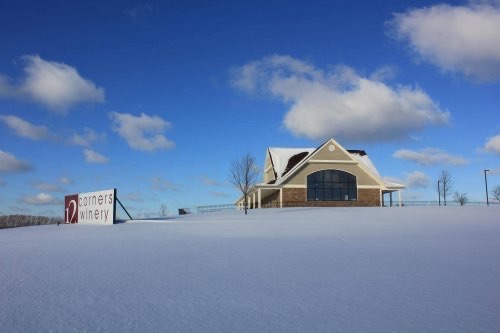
[65, 189, 116, 225]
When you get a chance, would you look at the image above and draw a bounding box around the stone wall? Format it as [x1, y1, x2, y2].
[281, 188, 380, 207]
[282, 188, 305, 204]
[358, 188, 381, 207]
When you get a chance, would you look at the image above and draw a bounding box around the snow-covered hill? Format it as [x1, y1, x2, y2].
[1, 207, 499, 332]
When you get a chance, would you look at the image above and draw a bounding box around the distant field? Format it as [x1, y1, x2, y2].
[1, 207, 499, 333]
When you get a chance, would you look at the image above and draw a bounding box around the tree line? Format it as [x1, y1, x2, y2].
[0, 215, 63, 229]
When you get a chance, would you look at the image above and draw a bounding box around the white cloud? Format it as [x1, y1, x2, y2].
[391, 3, 500, 81]
[32, 182, 63, 192]
[0, 150, 33, 173]
[0, 115, 54, 140]
[484, 134, 500, 155]
[59, 176, 73, 185]
[210, 191, 230, 198]
[0, 55, 104, 112]
[201, 175, 221, 186]
[110, 112, 175, 151]
[21, 193, 61, 205]
[393, 148, 469, 166]
[232, 55, 449, 143]
[123, 191, 144, 202]
[405, 171, 430, 188]
[0, 74, 15, 98]
[151, 176, 179, 191]
[369, 65, 398, 82]
[70, 127, 105, 147]
[83, 149, 109, 164]
[9, 205, 32, 213]
[401, 191, 424, 201]
[384, 171, 429, 188]
[124, 3, 156, 23]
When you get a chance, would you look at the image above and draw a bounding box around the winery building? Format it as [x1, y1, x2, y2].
[236, 138, 404, 209]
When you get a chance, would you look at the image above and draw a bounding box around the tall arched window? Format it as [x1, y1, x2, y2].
[307, 170, 357, 201]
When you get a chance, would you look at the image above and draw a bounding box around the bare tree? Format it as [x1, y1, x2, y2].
[438, 170, 453, 206]
[453, 192, 468, 206]
[160, 204, 168, 217]
[493, 185, 500, 202]
[229, 153, 260, 215]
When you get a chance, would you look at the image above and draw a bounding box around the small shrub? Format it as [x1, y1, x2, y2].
[453, 192, 468, 206]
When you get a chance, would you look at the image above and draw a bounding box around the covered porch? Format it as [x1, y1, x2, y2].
[381, 186, 405, 207]
[236, 185, 282, 210]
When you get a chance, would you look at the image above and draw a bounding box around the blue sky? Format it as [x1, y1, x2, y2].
[0, 0, 499, 217]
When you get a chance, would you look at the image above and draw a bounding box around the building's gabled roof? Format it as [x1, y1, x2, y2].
[349, 151, 381, 178]
[268, 148, 315, 182]
[274, 138, 347, 186]
[349, 151, 403, 189]
[259, 139, 405, 190]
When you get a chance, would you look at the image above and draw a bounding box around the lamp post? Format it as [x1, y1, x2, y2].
[484, 169, 490, 206]
[438, 180, 441, 206]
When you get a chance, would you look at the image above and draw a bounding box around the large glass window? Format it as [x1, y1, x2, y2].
[307, 170, 357, 201]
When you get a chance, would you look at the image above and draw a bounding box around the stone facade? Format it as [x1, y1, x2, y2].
[357, 188, 381, 207]
[282, 188, 305, 204]
[281, 188, 380, 207]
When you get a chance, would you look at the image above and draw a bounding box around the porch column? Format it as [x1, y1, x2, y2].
[258, 189, 261, 209]
[280, 188, 283, 208]
[390, 192, 393, 207]
[253, 193, 256, 209]
[398, 190, 402, 207]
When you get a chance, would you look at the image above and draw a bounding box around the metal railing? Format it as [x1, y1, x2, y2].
[177, 200, 499, 215]
[260, 200, 499, 208]
[196, 204, 237, 214]
[178, 204, 237, 215]
[393, 200, 499, 207]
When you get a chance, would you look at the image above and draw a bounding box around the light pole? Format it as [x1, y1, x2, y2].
[438, 180, 441, 206]
[484, 169, 490, 206]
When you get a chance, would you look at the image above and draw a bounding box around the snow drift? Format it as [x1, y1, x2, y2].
[1, 207, 499, 332]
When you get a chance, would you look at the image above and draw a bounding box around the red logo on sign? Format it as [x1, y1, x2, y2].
[64, 194, 79, 224]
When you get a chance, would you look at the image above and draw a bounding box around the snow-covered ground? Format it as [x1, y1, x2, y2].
[1, 207, 499, 333]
